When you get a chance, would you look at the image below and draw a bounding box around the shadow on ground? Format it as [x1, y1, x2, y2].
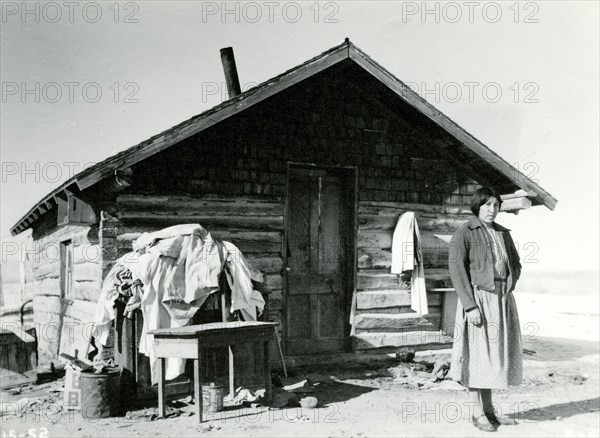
[509, 397, 600, 423]
[524, 336, 600, 361]
[309, 379, 377, 406]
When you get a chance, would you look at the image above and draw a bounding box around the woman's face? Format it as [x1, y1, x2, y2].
[478, 196, 500, 224]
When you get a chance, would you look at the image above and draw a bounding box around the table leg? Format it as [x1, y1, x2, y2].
[195, 349, 203, 423]
[228, 346, 235, 401]
[263, 340, 272, 405]
[158, 357, 166, 418]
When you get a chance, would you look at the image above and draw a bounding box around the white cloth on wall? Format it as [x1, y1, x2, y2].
[391, 212, 429, 315]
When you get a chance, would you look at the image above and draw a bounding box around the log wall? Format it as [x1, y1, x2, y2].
[27, 216, 101, 372]
[101, 195, 286, 329]
[353, 201, 472, 350]
[357, 201, 472, 278]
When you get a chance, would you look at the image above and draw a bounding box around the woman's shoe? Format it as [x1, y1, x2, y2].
[485, 412, 518, 426]
[471, 415, 497, 432]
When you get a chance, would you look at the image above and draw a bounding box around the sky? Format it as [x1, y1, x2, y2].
[1, 0, 599, 278]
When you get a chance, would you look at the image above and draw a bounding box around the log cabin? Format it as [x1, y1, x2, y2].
[10, 39, 557, 379]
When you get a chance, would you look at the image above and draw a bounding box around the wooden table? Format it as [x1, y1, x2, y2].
[149, 321, 277, 422]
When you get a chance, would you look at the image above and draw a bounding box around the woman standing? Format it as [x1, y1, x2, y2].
[448, 187, 523, 432]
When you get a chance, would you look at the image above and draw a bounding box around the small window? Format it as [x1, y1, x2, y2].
[60, 240, 73, 298]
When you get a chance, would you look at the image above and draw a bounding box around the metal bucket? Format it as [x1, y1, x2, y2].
[202, 382, 224, 413]
[79, 367, 121, 419]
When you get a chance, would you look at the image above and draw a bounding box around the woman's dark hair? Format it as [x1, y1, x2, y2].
[470, 187, 503, 216]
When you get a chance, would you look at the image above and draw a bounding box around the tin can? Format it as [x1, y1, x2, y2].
[79, 367, 121, 419]
[202, 382, 224, 413]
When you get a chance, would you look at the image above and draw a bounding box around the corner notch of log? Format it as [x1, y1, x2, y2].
[500, 189, 534, 214]
[54, 185, 97, 227]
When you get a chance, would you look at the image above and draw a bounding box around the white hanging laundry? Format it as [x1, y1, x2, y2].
[93, 223, 266, 385]
[223, 241, 263, 316]
[391, 212, 429, 315]
[92, 251, 146, 344]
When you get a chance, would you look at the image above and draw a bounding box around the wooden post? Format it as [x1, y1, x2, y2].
[195, 344, 204, 423]
[158, 357, 166, 418]
[228, 346, 235, 401]
[274, 330, 287, 378]
[220, 292, 235, 400]
[19, 261, 25, 304]
[263, 340, 272, 405]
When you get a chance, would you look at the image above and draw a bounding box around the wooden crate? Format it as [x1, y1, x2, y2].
[0, 325, 37, 389]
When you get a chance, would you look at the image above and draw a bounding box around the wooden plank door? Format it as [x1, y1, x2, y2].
[285, 167, 352, 354]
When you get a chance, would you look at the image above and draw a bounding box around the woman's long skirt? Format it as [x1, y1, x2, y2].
[449, 281, 523, 389]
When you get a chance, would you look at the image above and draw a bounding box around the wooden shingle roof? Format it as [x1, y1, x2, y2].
[10, 39, 557, 235]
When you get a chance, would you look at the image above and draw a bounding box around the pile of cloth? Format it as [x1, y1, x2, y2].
[92, 224, 265, 384]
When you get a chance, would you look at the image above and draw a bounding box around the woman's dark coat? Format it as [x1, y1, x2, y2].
[448, 216, 522, 311]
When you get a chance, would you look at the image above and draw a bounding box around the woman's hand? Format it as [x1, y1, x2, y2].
[466, 308, 482, 325]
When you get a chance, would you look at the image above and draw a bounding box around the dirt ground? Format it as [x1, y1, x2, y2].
[2, 344, 598, 437]
[2, 291, 599, 437]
